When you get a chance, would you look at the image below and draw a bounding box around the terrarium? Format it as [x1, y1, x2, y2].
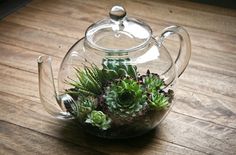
[38, 5, 191, 138]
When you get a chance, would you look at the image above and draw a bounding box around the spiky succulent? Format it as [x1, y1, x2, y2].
[104, 78, 147, 118]
[67, 65, 106, 97]
[85, 110, 111, 130]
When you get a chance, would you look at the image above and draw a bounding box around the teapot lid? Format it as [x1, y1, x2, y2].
[85, 5, 152, 53]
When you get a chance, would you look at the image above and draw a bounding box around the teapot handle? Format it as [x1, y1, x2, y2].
[157, 25, 191, 77]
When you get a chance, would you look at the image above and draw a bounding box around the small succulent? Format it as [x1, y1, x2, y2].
[74, 97, 97, 119]
[142, 70, 164, 91]
[104, 78, 147, 118]
[102, 58, 138, 80]
[148, 92, 169, 109]
[85, 110, 111, 130]
[140, 70, 171, 110]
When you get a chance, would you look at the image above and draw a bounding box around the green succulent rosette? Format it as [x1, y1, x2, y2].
[74, 97, 97, 119]
[102, 58, 138, 80]
[142, 71, 164, 91]
[141, 71, 172, 110]
[85, 110, 111, 130]
[104, 78, 147, 118]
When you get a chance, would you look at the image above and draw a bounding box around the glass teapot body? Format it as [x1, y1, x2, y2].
[58, 37, 177, 138]
[38, 5, 191, 139]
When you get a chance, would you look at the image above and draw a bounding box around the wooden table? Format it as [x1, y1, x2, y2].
[1, 0, 236, 154]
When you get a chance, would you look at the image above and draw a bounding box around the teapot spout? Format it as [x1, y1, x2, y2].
[37, 56, 73, 119]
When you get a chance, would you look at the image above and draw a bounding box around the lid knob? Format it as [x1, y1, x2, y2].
[109, 5, 126, 21]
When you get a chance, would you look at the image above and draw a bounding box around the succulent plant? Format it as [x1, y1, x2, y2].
[67, 65, 107, 97]
[73, 96, 97, 119]
[104, 78, 147, 118]
[142, 70, 164, 91]
[102, 58, 138, 80]
[141, 70, 171, 110]
[85, 110, 111, 130]
[148, 92, 169, 109]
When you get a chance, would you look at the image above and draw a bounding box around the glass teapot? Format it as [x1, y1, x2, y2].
[38, 5, 191, 138]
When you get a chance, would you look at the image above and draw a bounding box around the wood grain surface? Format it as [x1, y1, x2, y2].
[0, 0, 236, 154]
